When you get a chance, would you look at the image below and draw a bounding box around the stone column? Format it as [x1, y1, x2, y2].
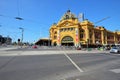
[114, 33, 117, 44]
[75, 28, 79, 47]
[85, 27, 90, 43]
[57, 29, 61, 46]
[105, 32, 107, 44]
[92, 30, 95, 44]
[101, 30, 105, 45]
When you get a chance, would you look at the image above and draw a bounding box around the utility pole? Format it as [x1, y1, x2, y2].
[19, 27, 24, 46]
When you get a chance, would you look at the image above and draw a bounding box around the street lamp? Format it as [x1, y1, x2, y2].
[19, 27, 24, 45]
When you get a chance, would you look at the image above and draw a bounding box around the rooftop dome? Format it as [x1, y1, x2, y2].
[60, 10, 77, 21]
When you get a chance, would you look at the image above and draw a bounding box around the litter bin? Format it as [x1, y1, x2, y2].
[97, 48, 100, 50]
[88, 48, 92, 51]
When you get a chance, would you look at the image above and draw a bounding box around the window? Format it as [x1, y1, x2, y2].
[80, 34, 84, 38]
[70, 28, 73, 31]
[80, 29, 85, 39]
[80, 29, 84, 33]
[54, 36, 57, 39]
[95, 31, 101, 39]
[63, 28, 65, 32]
[64, 28, 66, 31]
[60, 29, 63, 32]
[90, 34, 92, 38]
[54, 31, 57, 34]
[68, 28, 70, 31]
[89, 30, 92, 33]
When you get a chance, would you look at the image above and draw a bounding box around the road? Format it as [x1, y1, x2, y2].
[0, 47, 120, 80]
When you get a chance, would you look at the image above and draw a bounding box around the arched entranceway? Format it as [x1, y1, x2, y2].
[61, 36, 74, 46]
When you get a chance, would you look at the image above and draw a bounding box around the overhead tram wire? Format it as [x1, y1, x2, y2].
[0, 0, 50, 26]
[95, 16, 110, 24]
[0, 14, 15, 20]
[0, 14, 50, 29]
[0, 0, 50, 28]
[0, 0, 50, 39]
[9, 0, 23, 21]
[15, 0, 23, 20]
[0, 0, 24, 34]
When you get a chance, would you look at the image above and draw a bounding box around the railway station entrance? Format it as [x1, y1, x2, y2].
[61, 36, 74, 46]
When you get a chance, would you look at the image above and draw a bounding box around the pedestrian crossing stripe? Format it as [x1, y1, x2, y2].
[110, 69, 120, 73]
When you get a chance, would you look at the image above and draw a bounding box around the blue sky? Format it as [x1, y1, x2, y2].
[0, 0, 120, 43]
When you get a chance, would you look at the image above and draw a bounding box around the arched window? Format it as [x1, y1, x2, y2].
[54, 31, 57, 34]
[80, 29, 84, 33]
[80, 29, 85, 39]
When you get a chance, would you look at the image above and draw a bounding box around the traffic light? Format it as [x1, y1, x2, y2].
[18, 39, 20, 42]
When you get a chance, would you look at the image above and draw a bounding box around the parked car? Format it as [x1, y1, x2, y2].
[110, 47, 120, 53]
[32, 45, 37, 49]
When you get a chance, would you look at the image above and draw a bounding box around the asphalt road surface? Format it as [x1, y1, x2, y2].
[0, 47, 120, 80]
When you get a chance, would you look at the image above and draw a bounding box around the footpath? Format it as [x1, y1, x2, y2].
[0, 46, 18, 51]
[19, 49, 109, 56]
[0, 46, 109, 56]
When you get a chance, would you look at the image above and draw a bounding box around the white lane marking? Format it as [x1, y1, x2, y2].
[63, 51, 84, 72]
[110, 69, 120, 73]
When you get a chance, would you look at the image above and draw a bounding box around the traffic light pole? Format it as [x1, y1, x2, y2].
[19, 27, 24, 47]
[87, 39, 89, 50]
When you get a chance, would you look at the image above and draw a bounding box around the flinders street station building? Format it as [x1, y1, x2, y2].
[49, 10, 120, 47]
[35, 10, 120, 47]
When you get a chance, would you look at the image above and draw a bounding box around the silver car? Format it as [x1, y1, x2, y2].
[110, 47, 120, 53]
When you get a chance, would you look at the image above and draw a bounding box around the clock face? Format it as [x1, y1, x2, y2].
[66, 15, 69, 19]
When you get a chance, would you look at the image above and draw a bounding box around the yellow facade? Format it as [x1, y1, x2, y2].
[50, 10, 120, 46]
